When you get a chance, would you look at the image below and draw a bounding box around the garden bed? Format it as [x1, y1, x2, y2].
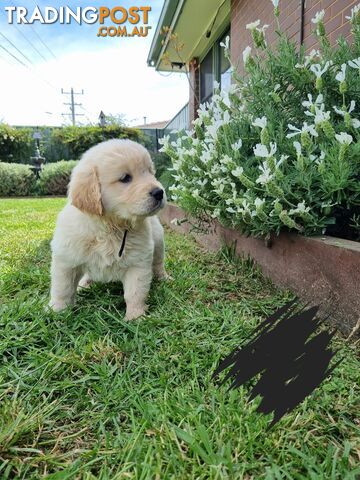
[161, 204, 360, 337]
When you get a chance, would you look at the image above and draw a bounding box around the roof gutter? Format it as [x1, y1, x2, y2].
[147, 0, 185, 69]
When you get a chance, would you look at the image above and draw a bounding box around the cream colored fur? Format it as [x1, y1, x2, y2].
[49, 139, 168, 320]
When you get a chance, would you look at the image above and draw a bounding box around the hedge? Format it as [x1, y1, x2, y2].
[0, 153, 169, 197]
[37, 160, 78, 196]
[44, 125, 144, 161]
[0, 125, 33, 164]
[0, 162, 36, 197]
[0, 124, 144, 164]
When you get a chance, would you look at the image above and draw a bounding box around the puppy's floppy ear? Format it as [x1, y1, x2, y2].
[69, 165, 103, 215]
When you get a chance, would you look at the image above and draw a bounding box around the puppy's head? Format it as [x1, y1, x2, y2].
[68, 139, 166, 220]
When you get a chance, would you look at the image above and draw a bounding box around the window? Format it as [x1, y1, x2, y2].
[199, 29, 231, 104]
[200, 49, 214, 104]
[219, 32, 231, 91]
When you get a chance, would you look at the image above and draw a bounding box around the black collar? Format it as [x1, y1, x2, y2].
[119, 230, 128, 257]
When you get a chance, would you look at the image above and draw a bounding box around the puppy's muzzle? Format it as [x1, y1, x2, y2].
[149, 187, 165, 212]
[150, 188, 164, 202]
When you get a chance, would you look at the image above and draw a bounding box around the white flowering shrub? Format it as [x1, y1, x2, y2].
[160, 3, 360, 239]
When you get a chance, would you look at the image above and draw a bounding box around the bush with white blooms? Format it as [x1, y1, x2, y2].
[160, 2, 360, 238]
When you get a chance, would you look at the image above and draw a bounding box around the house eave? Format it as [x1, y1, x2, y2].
[147, 0, 182, 69]
[148, 0, 230, 73]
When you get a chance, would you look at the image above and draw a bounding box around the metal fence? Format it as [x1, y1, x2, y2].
[141, 103, 189, 152]
[163, 103, 189, 137]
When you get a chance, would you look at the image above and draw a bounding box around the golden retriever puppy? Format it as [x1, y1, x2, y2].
[49, 139, 168, 320]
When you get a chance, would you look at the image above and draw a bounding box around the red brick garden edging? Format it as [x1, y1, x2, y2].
[160, 204, 360, 337]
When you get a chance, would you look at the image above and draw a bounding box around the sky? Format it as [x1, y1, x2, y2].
[0, 0, 189, 126]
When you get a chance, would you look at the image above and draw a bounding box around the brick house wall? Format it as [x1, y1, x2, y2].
[231, 0, 358, 71]
[188, 0, 358, 124]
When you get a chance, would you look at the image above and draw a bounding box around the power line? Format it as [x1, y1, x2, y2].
[0, 41, 58, 91]
[29, 25, 57, 60]
[27, 0, 58, 60]
[0, 31, 33, 66]
[0, 50, 17, 67]
[0, 43, 29, 69]
[0, 10, 48, 63]
[8, 0, 56, 62]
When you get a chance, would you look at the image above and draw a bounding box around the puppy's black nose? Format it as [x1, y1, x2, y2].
[150, 188, 164, 201]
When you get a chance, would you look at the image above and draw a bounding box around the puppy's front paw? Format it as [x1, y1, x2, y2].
[125, 305, 147, 321]
[48, 299, 72, 312]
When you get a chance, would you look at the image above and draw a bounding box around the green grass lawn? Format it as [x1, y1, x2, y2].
[0, 198, 359, 479]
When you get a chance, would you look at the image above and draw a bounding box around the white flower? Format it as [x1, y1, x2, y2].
[223, 110, 231, 124]
[310, 61, 332, 78]
[271, 0, 279, 7]
[258, 24, 269, 34]
[222, 91, 231, 108]
[348, 57, 360, 70]
[311, 10, 325, 24]
[295, 49, 321, 69]
[246, 19, 261, 30]
[213, 80, 220, 90]
[302, 93, 324, 109]
[305, 105, 331, 125]
[253, 142, 277, 158]
[201, 149, 213, 163]
[232, 166, 244, 178]
[226, 207, 237, 214]
[286, 122, 318, 138]
[192, 189, 200, 199]
[308, 49, 321, 61]
[211, 208, 221, 219]
[220, 35, 230, 50]
[256, 162, 274, 185]
[312, 151, 326, 164]
[252, 116, 267, 129]
[243, 46, 252, 65]
[335, 63, 347, 82]
[241, 199, 251, 211]
[197, 179, 208, 187]
[232, 139, 243, 151]
[220, 154, 233, 165]
[293, 141, 302, 158]
[206, 124, 219, 139]
[345, 4, 360, 21]
[254, 197, 265, 209]
[289, 202, 310, 215]
[158, 134, 170, 147]
[227, 83, 240, 95]
[335, 132, 353, 145]
[198, 103, 209, 120]
[333, 101, 360, 128]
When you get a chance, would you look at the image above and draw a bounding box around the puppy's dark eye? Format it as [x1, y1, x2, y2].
[120, 174, 132, 183]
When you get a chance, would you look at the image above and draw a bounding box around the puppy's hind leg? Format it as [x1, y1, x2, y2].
[77, 273, 93, 291]
[49, 256, 82, 312]
[152, 217, 170, 280]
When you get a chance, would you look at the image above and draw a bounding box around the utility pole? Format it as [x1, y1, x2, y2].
[61, 88, 85, 126]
